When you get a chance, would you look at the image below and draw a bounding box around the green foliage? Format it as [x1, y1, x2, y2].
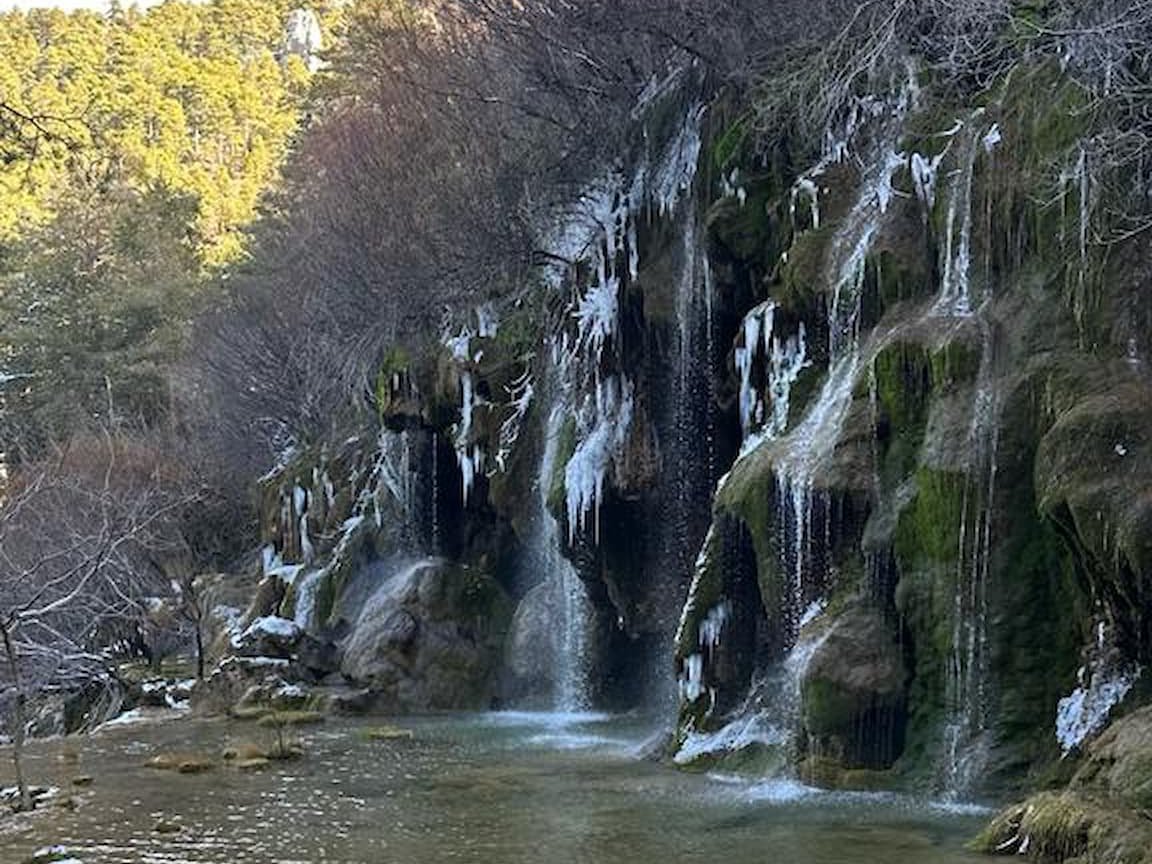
[0, 0, 323, 455]
[0, 0, 318, 263]
[0, 185, 209, 452]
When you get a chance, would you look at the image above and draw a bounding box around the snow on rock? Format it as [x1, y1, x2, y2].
[234, 616, 303, 657]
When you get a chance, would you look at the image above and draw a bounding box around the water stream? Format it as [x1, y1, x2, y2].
[0, 712, 987, 864]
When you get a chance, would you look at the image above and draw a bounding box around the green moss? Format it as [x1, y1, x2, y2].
[799, 756, 900, 792]
[973, 791, 1152, 864]
[711, 114, 752, 172]
[928, 340, 982, 389]
[546, 416, 577, 515]
[890, 470, 968, 777]
[869, 339, 947, 486]
[802, 677, 857, 737]
[894, 468, 965, 566]
[780, 223, 835, 306]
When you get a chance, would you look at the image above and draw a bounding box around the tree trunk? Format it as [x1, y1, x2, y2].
[1, 624, 31, 811]
[195, 622, 205, 681]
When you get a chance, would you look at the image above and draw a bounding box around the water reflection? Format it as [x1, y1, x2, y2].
[0, 711, 985, 864]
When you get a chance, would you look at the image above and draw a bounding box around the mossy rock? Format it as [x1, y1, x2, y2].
[797, 755, 899, 791]
[973, 790, 1152, 864]
[799, 603, 907, 769]
[361, 725, 415, 741]
[146, 752, 216, 773]
[676, 740, 786, 777]
[893, 468, 966, 566]
[1070, 705, 1152, 810]
[545, 415, 577, 516]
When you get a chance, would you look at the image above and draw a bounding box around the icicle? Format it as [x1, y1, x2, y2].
[698, 602, 730, 650]
[564, 377, 635, 543]
[679, 653, 706, 702]
[735, 304, 767, 436]
[790, 177, 821, 231]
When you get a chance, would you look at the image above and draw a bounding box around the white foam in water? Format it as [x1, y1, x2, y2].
[480, 710, 613, 727]
[929, 799, 994, 816]
[674, 713, 788, 765]
[745, 778, 821, 802]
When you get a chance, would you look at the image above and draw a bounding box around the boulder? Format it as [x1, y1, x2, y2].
[799, 603, 906, 768]
[340, 558, 512, 711]
[501, 581, 560, 707]
[233, 616, 302, 659]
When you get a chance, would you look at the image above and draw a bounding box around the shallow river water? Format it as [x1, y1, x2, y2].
[0, 711, 988, 864]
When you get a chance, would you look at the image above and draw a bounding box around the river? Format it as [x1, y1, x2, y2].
[0, 711, 987, 863]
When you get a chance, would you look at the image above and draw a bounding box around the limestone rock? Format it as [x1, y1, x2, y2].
[340, 559, 512, 711]
[800, 603, 906, 768]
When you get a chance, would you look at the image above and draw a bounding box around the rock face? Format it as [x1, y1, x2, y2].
[340, 559, 512, 711]
[232, 49, 1152, 817]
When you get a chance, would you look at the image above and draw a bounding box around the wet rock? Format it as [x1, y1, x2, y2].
[501, 582, 559, 707]
[799, 603, 906, 769]
[295, 634, 339, 678]
[325, 687, 374, 715]
[340, 559, 512, 710]
[236, 680, 314, 713]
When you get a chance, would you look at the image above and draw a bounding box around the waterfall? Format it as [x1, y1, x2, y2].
[538, 398, 592, 712]
[672, 87, 914, 766]
[915, 113, 1002, 797]
[648, 201, 721, 708]
[765, 126, 904, 642]
[931, 112, 991, 318]
[940, 323, 1000, 797]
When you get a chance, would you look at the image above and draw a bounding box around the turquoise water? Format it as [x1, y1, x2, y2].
[0, 711, 987, 863]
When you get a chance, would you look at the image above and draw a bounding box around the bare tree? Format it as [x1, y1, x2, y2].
[0, 435, 191, 810]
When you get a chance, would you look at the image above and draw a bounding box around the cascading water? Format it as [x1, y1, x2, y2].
[520, 73, 711, 712]
[537, 398, 592, 712]
[923, 116, 1001, 797]
[675, 79, 917, 765]
[767, 114, 906, 647]
[940, 333, 999, 797]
